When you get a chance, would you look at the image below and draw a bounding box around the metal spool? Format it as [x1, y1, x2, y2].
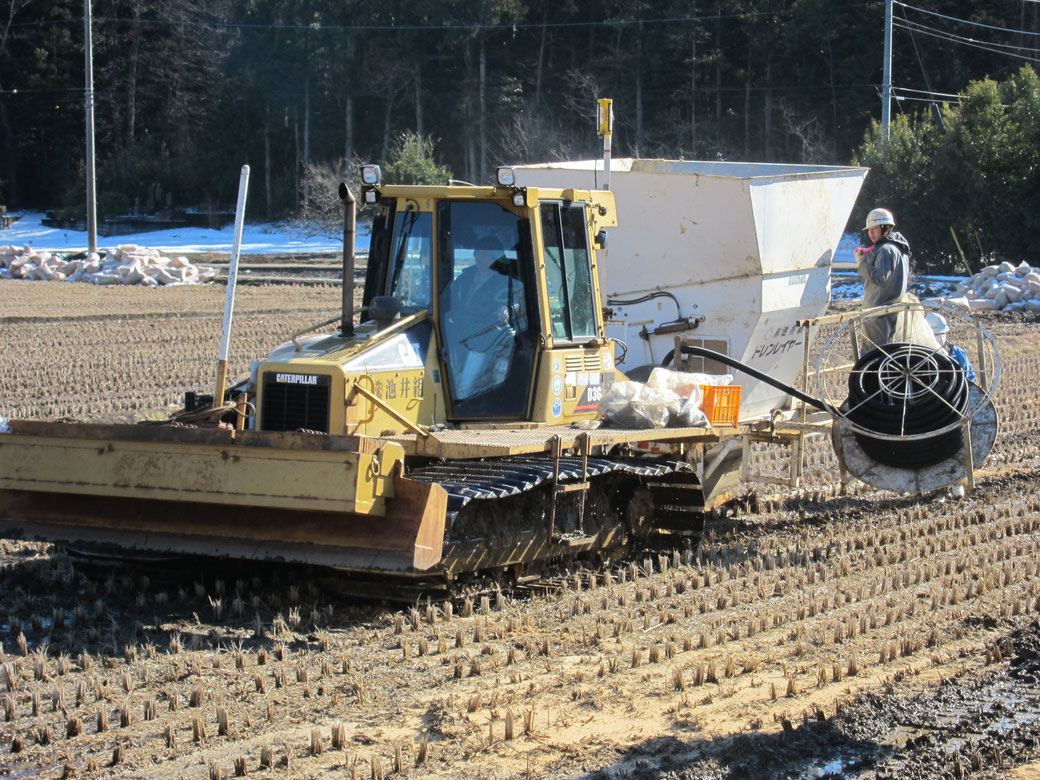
[815, 303, 1000, 493]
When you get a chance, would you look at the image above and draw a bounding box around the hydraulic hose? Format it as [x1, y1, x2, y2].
[844, 342, 969, 469]
[660, 342, 971, 471]
[660, 345, 830, 412]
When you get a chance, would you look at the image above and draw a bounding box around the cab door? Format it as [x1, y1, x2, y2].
[540, 201, 599, 342]
[533, 200, 613, 422]
[437, 200, 541, 420]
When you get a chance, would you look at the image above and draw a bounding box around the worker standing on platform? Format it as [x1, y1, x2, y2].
[855, 207, 910, 348]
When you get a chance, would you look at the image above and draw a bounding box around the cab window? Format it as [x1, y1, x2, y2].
[437, 200, 538, 418]
[385, 209, 433, 311]
[541, 202, 596, 342]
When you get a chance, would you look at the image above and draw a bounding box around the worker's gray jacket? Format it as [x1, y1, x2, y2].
[858, 232, 909, 308]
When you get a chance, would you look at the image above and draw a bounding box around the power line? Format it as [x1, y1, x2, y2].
[93, 10, 797, 32]
[894, 86, 956, 99]
[896, 16, 1040, 55]
[895, 1, 1040, 38]
[8, 18, 74, 29]
[7, 4, 878, 34]
[892, 93, 959, 103]
[898, 3, 940, 116]
[0, 87, 80, 95]
[893, 19, 1040, 64]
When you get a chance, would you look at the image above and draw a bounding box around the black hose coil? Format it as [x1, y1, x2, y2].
[845, 342, 970, 469]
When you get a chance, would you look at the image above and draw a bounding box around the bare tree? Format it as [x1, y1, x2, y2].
[778, 100, 832, 164]
[295, 157, 365, 237]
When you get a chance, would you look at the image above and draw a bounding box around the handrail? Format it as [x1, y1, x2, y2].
[349, 381, 429, 438]
[290, 315, 343, 351]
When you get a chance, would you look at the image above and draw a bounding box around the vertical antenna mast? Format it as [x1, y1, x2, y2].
[597, 98, 613, 190]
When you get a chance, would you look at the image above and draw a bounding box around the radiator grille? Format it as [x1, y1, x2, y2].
[260, 372, 331, 433]
[564, 352, 603, 373]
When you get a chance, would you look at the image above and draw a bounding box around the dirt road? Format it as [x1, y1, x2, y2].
[1, 281, 1039, 778]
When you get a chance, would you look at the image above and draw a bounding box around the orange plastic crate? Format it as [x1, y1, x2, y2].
[701, 385, 741, 426]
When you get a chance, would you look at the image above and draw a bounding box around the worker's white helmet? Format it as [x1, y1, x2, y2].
[865, 208, 895, 230]
[925, 312, 949, 335]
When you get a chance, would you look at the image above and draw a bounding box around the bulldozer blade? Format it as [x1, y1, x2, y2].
[0, 421, 447, 574]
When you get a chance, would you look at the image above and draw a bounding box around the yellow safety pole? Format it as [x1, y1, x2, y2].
[597, 98, 613, 190]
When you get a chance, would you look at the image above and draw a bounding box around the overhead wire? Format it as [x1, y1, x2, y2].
[892, 19, 1040, 64]
[895, 17, 1040, 56]
[890, 93, 959, 104]
[7, 4, 878, 33]
[892, 86, 960, 99]
[886, 3, 1040, 123]
[897, 3, 943, 125]
[894, 1, 1040, 38]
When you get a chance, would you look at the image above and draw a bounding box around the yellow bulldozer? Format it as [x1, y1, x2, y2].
[0, 160, 998, 584]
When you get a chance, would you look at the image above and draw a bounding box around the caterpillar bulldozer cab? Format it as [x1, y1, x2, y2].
[258, 166, 619, 438]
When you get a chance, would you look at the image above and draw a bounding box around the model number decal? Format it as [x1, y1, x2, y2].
[574, 373, 612, 412]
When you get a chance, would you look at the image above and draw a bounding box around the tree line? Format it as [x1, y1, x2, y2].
[857, 65, 1040, 272]
[1, 0, 1038, 265]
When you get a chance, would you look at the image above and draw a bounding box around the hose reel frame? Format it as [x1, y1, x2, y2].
[815, 303, 1001, 492]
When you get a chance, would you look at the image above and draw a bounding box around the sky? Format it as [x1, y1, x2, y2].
[1, 211, 369, 255]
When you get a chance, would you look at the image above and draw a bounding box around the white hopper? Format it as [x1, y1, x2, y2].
[514, 158, 868, 420]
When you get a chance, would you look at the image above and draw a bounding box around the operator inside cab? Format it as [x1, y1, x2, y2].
[440, 232, 526, 403]
[438, 204, 536, 418]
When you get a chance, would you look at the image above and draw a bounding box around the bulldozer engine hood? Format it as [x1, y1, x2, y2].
[255, 315, 438, 437]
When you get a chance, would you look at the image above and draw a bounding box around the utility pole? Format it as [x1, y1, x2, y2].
[881, 0, 893, 139]
[84, 0, 98, 254]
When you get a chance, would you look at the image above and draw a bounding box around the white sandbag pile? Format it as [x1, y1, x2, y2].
[952, 260, 1040, 313]
[0, 244, 217, 286]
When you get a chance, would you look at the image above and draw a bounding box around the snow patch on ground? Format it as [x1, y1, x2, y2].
[0, 211, 365, 255]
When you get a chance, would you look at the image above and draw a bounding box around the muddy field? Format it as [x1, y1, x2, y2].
[2, 279, 1040, 779]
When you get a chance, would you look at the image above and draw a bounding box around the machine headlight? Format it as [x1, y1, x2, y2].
[496, 167, 516, 186]
[361, 165, 382, 185]
[512, 191, 525, 207]
[364, 190, 378, 204]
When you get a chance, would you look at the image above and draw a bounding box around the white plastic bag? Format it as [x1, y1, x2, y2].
[601, 381, 677, 428]
[648, 367, 732, 427]
[647, 367, 732, 398]
[603, 368, 737, 429]
[891, 294, 939, 349]
[672, 396, 710, 427]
